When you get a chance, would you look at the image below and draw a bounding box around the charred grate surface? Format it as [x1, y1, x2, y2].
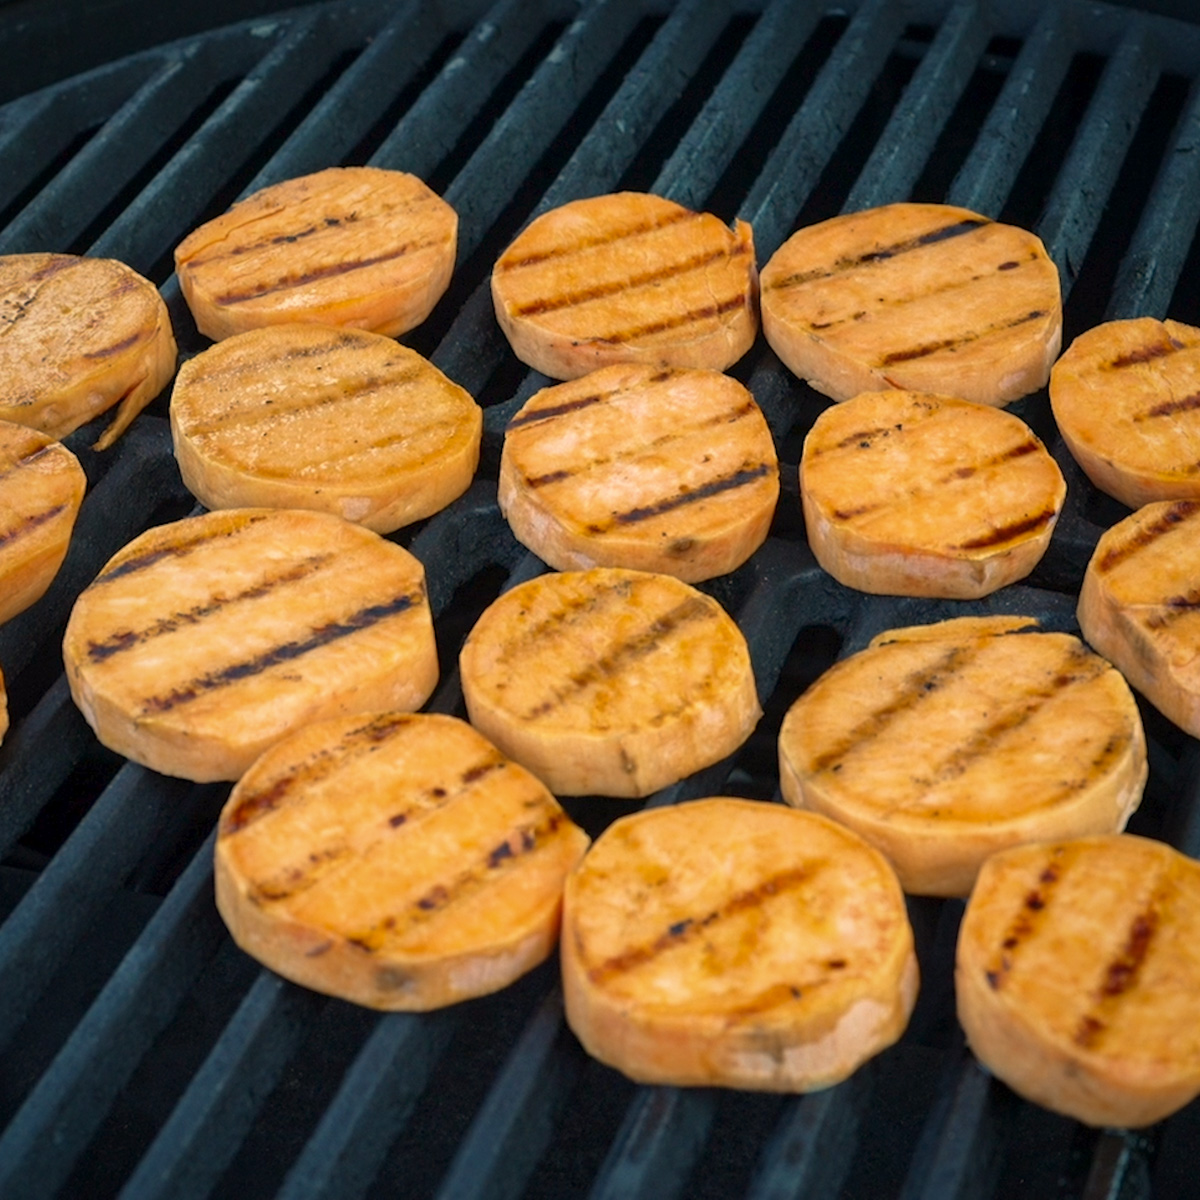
[0, 0, 1199, 1196]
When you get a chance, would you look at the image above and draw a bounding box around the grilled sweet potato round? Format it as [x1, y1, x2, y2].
[957, 834, 1200, 1128]
[491, 192, 758, 379]
[459, 567, 761, 798]
[779, 617, 1147, 897]
[800, 389, 1065, 598]
[498, 363, 778, 581]
[561, 797, 918, 1091]
[760, 202, 1061, 407]
[216, 712, 589, 1011]
[175, 166, 457, 341]
[63, 508, 438, 782]
[0, 253, 176, 448]
[1077, 498, 1200, 738]
[0, 420, 87, 626]
[170, 323, 481, 533]
[1050, 316, 1200, 508]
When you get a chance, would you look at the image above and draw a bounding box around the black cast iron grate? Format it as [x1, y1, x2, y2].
[2, 0, 1200, 1196]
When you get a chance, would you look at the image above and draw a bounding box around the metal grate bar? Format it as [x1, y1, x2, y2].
[433, 988, 586, 1200]
[0, 29, 269, 256]
[898, 1049, 1019, 1200]
[846, 0, 995, 210]
[1036, 17, 1163, 293]
[370, 0, 554, 180]
[589, 1086, 720, 1200]
[948, 2, 1077, 215]
[0, 836, 226, 1200]
[87, 7, 366, 273]
[744, 1068, 876, 1200]
[442, 0, 646, 258]
[655, 0, 826, 210]
[0, 681, 95, 862]
[274, 1009, 458, 1200]
[120, 971, 325, 1200]
[245, 0, 453, 191]
[1106, 75, 1200, 319]
[431, 0, 734, 395]
[0, 53, 164, 215]
[0, 418, 192, 684]
[0, 768, 215, 1055]
[740, 0, 909, 256]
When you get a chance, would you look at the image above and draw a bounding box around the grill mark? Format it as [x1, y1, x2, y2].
[496, 576, 636, 662]
[213, 238, 442, 304]
[0, 442, 59, 485]
[766, 217, 991, 290]
[916, 647, 1107, 788]
[878, 309, 1047, 366]
[344, 807, 568, 950]
[590, 294, 747, 345]
[1144, 586, 1200, 631]
[497, 207, 698, 271]
[82, 330, 145, 360]
[243, 754, 510, 902]
[984, 849, 1070, 990]
[517, 399, 761, 492]
[1095, 500, 1200, 573]
[507, 393, 608, 431]
[86, 553, 336, 663]
[824, 436, 1043, 523]
[93, 512, 274, 585]
[599, 463, 771, 529]
[506, 370, 676, 432]
[220, 712, 418, 835]
[183, 367, 424, 437]
[1073, 902, 1163, 1048]
[26, 255, 78, 284]
[0, 502, 69, 550]
[511, 245, 733, 317]
[521, 594, 715, 721]
[586, 865, 818, 985]
[138, 589, 423, 715]
[1108, 336, 1184, 369]
[810, 644, 978, 772]
[954, 507, 1056, 551]
[1134, 390, 1200, 422]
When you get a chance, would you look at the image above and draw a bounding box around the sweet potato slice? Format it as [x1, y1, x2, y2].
[170, 323, 481, 533]
[63, 508, 438, 781]
[0, 420, 86, 625]
[800, 389, 1065, 598]
[957, 834, 1200, 1127]
[175, 167, 457, 340]
[561, 798, 918, 1090]
[0, 253, 176, 448]
[1077, 498, 1200, 738]
[760, 203, 1061, 407]
[459, 568, 760, 797]
[498, 363, 778, 581]
[779, 616, 1146, 896]
[216, 712, 589, 1010]
[491, 192, 757, 379]
[1050, 316, 1200, 508]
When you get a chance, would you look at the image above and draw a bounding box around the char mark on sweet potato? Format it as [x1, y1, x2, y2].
[138, 590, 423, 714]
[1095, 500, 1200, 573]
[521, 594, 715, 721]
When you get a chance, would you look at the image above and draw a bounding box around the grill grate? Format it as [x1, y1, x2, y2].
[2, 0, 1200, 1196]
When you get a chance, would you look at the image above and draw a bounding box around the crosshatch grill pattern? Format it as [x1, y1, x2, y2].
[3, 0, 1200, 1195]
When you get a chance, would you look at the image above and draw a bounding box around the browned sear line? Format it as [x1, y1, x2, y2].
[1073, 906, 1161, 1047]
[1135, 390, 1200, 422]
[1095, 500, 1200, 573]
[522, 595, 714, 720]
[586, 864, 818, 985]
[985, 850, 1069, 990]
[497, 208, 697, 271]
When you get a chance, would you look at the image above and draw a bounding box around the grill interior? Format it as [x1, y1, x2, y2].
[3, 0, 1200, 1196]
